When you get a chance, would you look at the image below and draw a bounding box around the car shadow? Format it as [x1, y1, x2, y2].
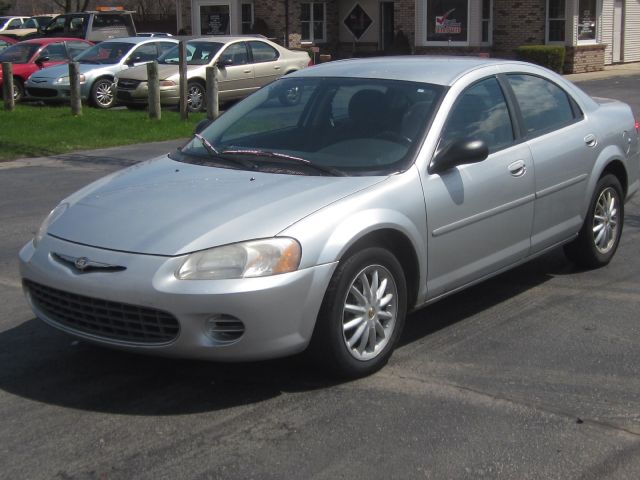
[0, 249, 570, 416]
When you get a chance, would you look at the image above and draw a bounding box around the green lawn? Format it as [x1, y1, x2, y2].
[0, 105, 206, 161]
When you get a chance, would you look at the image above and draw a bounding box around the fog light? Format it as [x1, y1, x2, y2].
[204, 315, 245, 344]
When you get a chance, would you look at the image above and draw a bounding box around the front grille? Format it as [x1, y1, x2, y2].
[24, 280, 179, 344]
[26, 87, 58, 98]
[117, 79, 141, 90]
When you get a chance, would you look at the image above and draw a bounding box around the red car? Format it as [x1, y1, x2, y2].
[0, 37, 93, 101]
[0, 35, 17, 52]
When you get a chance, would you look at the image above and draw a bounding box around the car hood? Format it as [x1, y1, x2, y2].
[29, 62, 120, 79]
[48, 155, 386, 256]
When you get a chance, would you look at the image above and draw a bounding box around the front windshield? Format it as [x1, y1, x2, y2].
[177, 77, 444, 176]
[158, 41, 223, 65]
[74, 41, 133, 64]
[0, 43, 39, 63]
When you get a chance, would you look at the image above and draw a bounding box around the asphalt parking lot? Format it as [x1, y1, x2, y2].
[1, 73, 639, 479]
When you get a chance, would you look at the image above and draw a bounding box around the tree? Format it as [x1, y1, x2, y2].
[52, 0, 90, 12]
[0, 0, 11, 15]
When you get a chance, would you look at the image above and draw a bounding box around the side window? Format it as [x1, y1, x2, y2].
[66, 41, 91, 58]
[8, 19, 22, 29]
[44, 16, 66, 34]
[39, 43, 68, 61]
[507, 74, 575, 136]
[249, 41, 279, 63]
[68, 16, 86, 34]
[158, 41, 177, 55]
[219, 42, 248, 66]
[130, 43, 159, 63]
[440, 77, 514, 153]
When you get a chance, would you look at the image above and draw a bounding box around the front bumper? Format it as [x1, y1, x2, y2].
[19, 235, 336, 361]
[25, 79, 90, 101]
[116, 83, 179, 106]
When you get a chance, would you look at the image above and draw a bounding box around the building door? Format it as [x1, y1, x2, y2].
[379, 2, 394, 50]
[193, 0, 238, 36]
[613, 0, 623, 63]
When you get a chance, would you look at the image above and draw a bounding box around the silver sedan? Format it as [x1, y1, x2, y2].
[20, 57, 640, 377]
[25, 36, 178, 108]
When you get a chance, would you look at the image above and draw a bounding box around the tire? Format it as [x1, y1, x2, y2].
[12, 78, 24, 102]
[90, 78, 116, 109]
[309, 247, 407, 378]
[564, 174, 624, 269]
[186, 81, 205, 112]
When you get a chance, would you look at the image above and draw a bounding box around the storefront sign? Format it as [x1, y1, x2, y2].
[426, 0, 468, 42]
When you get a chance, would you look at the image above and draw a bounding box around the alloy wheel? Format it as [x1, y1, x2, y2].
[592, 186, 619, 254]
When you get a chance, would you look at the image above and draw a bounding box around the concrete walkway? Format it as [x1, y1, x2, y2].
[565, 61, 640, 81]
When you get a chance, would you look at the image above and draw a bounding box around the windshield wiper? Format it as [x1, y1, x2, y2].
[221, 149, 345, 177]
[191, 134, 257, 170]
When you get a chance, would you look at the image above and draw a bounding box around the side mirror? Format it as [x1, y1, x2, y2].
[430, 138, 489, 174]
[194, 118, 213, 134]
[35, 56, 50, 67]
[219, 57, 233, 67]
[126, 55, 142, 66]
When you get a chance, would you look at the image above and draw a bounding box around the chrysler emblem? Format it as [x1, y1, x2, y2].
[74, 257, 89, 270]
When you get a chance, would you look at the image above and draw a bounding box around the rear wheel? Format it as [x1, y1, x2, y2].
[564, 174, 624, 268]
[309, 247, 407, 378]
[90, 78, 116, 109]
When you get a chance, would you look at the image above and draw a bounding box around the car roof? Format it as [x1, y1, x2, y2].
[100, 36, 178, 45]
[19, 37, 93, 45]
[295, 56, 539, 86]
[174, 35, 268, 43]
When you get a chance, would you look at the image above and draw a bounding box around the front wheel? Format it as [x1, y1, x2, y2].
[564, 174, 624, 268]
[309, 247, 407, 378]
[90, 78, 116, 109]
[187, 81, 205, 112]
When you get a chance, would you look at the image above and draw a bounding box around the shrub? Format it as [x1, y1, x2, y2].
[516, 45, 566, 73]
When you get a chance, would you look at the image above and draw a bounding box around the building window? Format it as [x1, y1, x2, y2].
[426, 0, 469, 44]
[301, 2, 326, 43]
[241, 3, 254, 34]
[546, 0, 566, 43]
[481, 0, 491, 44]
[577, 0, 597, 42]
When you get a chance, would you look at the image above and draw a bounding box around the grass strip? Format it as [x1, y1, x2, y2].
[0, 104, 206, 161]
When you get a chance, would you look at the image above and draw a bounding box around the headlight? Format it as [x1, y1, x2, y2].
[55, 74, 86, 85]
[33, 203, 68, 248]
[176, 238, 301, 280]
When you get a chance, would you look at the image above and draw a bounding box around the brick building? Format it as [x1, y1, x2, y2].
[183, 0, 640, 73]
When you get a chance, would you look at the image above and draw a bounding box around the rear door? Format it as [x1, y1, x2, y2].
[505, 74, 596, 253]
[248, 40, 282, 87]
[423, 76, 535, 298]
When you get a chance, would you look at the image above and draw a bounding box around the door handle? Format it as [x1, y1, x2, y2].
[584, 133, 597, 147]
[274, 66, 281, 70]
[243, 69, 251, 74]
[508, 160, 527, 177]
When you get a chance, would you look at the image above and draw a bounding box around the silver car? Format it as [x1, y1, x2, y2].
[19, 57, 640, 377]
[25, 36, 178, 108]
[114, 36, 311, 112]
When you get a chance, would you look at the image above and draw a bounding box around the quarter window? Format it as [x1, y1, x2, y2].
[440, 77, 514, 153]
[507, 74, 575, 135]
[301, 3, 326, 43]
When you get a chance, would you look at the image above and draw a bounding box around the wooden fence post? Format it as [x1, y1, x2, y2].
[147, 61, 161, 120]
[205, 65, 219, 121]
[178, 40, 188, 120]
[2, 62, 15, 111]
[69, 62, 82, 116]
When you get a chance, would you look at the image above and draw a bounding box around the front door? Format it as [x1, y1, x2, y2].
[423, 76, 535, 298]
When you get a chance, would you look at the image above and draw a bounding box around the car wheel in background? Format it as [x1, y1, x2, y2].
[12, 78, 24, 102]
[309, 247, 407, 378]
[90, 78, 116, 109]
[564, 173, 624, 268]
[187, 81, 205, 112]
